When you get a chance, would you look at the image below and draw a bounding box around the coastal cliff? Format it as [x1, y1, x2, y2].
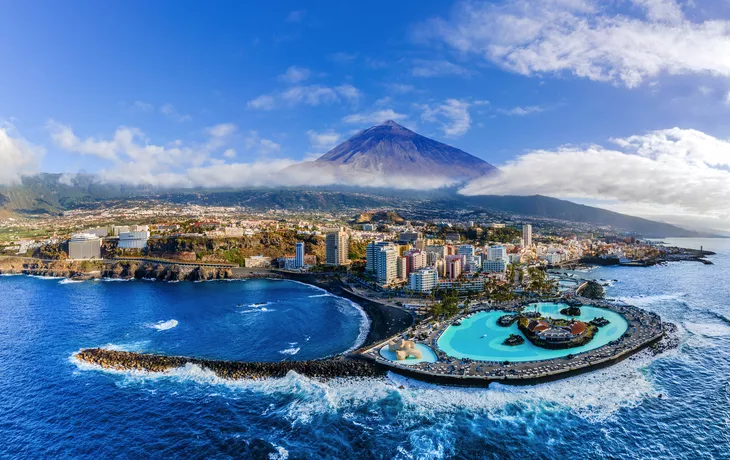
[0, 257, 233, 281]
[76, 348, 384, 380]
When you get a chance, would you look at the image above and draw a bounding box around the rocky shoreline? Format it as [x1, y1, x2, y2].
[0, 258, 237, 281]
[76, 348, 385, 380]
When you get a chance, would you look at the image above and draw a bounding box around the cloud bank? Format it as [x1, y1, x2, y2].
[416, 0, 730, 87]
[0, 125, 44, 185]
[460, 127, 730, 228]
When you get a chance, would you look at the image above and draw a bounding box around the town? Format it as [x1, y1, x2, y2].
[0, 202, 707, 301]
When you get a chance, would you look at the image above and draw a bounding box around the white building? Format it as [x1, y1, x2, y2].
[487, 245, 507, 262]
[118, 230, 150, 249]
[409, 268, 438, 293]
[458, 245, 480, 272]
[483, 259, 507, 273]
[523, 224, 533, 248]
[68, 233, 102, 260]
[111, 226, 130, 236]
[437, 277, 485, 293]
[295, 242, 305, 268]
[366, 241, 392, 272]
[376, 246, 398, 286]
[86, 227, 108, 238]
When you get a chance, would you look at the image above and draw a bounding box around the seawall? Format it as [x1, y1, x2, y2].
[76, 348, 386, 380]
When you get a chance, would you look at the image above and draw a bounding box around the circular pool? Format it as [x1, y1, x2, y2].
[379, 343, 438, 365]
[436, 303, 628, 362]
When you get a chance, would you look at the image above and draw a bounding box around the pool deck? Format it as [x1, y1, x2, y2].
[357, 296, 665, 386]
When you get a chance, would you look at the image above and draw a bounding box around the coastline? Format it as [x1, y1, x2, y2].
[0, 256, 415, 353]
[2, 257, 677, 387]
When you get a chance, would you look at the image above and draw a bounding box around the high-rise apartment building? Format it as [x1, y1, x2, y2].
[295, 242, 305, 268]
[523, 224, 533, 248]
[325, 230, 349, 266]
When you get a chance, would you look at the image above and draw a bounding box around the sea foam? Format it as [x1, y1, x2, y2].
[148, 319, 179, 331]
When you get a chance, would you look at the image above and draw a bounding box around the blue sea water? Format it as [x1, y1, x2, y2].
[1, 238, 730, 459]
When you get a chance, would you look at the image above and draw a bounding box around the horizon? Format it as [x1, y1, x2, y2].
[2, 0, 730, 232]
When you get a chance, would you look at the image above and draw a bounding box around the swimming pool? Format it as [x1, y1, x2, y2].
[436, 303, 628, 362]
[379, 343, 438, 365]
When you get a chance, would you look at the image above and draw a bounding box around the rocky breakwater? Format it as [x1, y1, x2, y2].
[101, 261, 232, 281]
[76, 348, 384, 380]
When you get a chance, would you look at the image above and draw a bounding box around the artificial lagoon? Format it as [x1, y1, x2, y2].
[437, 302, 628, 362]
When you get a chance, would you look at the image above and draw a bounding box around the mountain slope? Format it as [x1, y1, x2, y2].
[458, 195, 705, 237]
[284, 120, 497, 185]
[0, 175, 710, 238]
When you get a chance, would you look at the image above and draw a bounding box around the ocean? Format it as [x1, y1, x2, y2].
[1, 238, 729, 459]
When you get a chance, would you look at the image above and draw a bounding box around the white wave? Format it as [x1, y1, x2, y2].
[96, 341, 150, 352]
[269, 446, 289, 460]
[0, 273, 22, 276]
[341, 298, 371, 354]
[239, 307, 275, 314]
[279, 347, 301, 356]
[28, 275, 64, 280]
[148, 319, 179, 331]
[59, 278, 84, 284]
[70, 346, 663, 425]
[284, 279, 330, 295]
[308, 293, 332, 298]
[683, 322, 730, 337]
[101, 277, 133, 282]
[616, 293, 687, 308]
[238, 302, 273, 308]
[141, 277, 157, 282]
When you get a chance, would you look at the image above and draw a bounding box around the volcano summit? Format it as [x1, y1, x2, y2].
[282, 120, 498, 187]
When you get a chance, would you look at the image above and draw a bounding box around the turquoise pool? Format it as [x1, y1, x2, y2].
[379, 343, 438, 365]
[437, 303, 628, 362]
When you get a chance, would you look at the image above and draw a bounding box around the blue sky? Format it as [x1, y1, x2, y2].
[2, 0, 730, 230]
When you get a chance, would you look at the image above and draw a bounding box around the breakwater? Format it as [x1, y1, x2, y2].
[76, 348, 385, 380]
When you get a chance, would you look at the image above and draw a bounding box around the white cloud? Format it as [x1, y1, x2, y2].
[244, 131, 281, 155]
[160, 103, 192, 122]
[384, 83, 416, 93]
[411, 59, 471, 78]
[420, 99, 471, 136]
[247, 84, 361, 110]
[206, 123, 237, 138]
[306, 129, 341, 151]
[48, 121, 121, 160]
[247, 95, 276, 110]
[416, 0, 730, 88]
[725, 91, 730, 105]
[632, 0, 683, 23]
[342, 109, 408, 125]
[223, 148, 236, 159]
[497, 105, 544, 116]
[278, 66, 311, 84]
[460, 127, 730, 230]
[0, 124, 43, 185]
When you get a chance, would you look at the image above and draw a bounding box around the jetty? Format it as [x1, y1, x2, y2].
[76, 348, 385, 380]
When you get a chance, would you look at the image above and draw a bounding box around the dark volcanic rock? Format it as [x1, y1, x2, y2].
[75, 348, 384, 380]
